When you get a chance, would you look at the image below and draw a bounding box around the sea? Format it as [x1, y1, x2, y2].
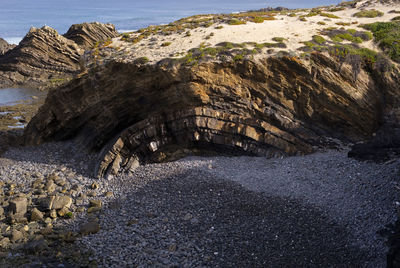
[0, 0, 341, 45]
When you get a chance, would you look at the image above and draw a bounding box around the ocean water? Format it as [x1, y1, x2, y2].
[0, 0, 340, 44]
[0, 88, 44, 106]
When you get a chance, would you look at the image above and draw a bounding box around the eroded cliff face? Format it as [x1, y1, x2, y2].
[0, 23, 118, 89]
[24, 52, 400, 178]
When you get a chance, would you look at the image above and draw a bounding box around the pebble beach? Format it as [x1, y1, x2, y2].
[0, 141, 398, 267]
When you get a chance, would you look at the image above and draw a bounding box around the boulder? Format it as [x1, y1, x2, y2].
[9, 197, 27, 216]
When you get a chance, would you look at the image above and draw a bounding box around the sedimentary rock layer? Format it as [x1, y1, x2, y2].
[0, 23, 118, 89]
[64, 22, 118, 50]
[24, 52, 399, 177]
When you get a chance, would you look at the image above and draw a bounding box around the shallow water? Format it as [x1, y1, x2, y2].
[0, 0, 340, 44]
[0, 88, 43, 106]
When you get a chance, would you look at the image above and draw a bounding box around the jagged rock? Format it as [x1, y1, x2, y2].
[10, 229, 24, 243]
[24, 52, 400, 178]
[0, 38, 16, 56]
[0, 22, 118, 88]
[0, 26, 83, 88]
[30, 208, 44, 222]
[64, 22, 118, 50]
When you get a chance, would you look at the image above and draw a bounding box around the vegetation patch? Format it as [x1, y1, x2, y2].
[392, 16, 400, 21]
[312, 35, 327, 44]
[272, 37, 286, 43]
[335, 22, 351, 26]
[321, 28, 373, 44]
[353, 9, 384, 18]
[362, 21, 400, 62]
[228, 19, 247, 25]
[161, 42, 172, 47]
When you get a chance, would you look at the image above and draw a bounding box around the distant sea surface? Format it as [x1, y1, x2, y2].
[0, 0, 340, 44]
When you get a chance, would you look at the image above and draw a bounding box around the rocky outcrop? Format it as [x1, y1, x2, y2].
[64, 22, 118, 50]
[0, 22, 119, 89]
[0, 26, 83, 88]
[0, 38, 16, 56]
[24, 52, 400, 178]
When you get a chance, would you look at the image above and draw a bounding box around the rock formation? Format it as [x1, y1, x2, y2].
[64, 22, 118, 50]
[0, 23, 119, 89]
[24, 52, 400, 178]
[0, 38, 16, 56]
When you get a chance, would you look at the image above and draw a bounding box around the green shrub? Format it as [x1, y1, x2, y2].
[331, 36, 343, 42]
[135, 57, 149, 64]
[312, 35, 327, 44]
[215, 25, 224, 29]
[161, 42, 172, 47]
[318, 21, 327, 25]
[389, 10, 400, 14]
[272, 37, 286, 43]
[362, 21, 400, 62]
[336, 22, 351, 26]
[185, 31, 191, 37]
[353, 9, 384, 18]
[300, 17, 307, 22]
[288, 13, 297, 17]
[228, 19, 246, 25]
[253, 17, 265, 23]
[320, 12, 341, 19]
[392, 16, 400, 21]
[233, 54, 244, 61]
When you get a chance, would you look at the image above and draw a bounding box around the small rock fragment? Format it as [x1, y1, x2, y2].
[11, 229, 23, 243]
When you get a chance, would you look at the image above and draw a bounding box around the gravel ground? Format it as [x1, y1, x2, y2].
[1, 142, 399, 267]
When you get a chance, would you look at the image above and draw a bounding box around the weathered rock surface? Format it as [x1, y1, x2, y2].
[0, 38, 16, 56]
[23, 52, 400, 178]
[64, 22, 118, 50]
[0, 22, 119, 89]
[0, 26, 83, 88]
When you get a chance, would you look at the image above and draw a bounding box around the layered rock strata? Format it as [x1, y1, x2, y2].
[64, 22, 118, 50]
[0, 23, 118, 89]
[24, 52, 399, 177]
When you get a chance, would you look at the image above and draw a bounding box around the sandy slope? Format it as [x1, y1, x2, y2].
[108, 0, 400, 63]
